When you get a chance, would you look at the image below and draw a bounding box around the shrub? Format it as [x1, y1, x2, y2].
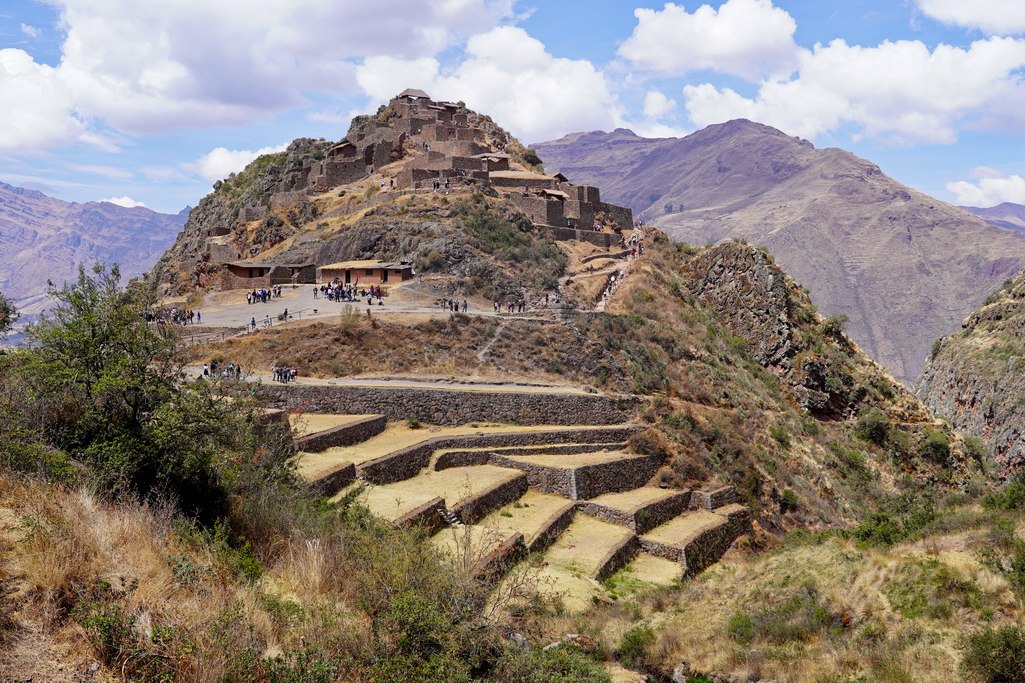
[407, 418, 423, 430]
[962, 626, 1025, 682]
[780, 488, 799, 512]
[617, 625, 654, 667]
[855, 409, 889, 446]
[494, 645, 611, 683]
[918, 429, 951, 465]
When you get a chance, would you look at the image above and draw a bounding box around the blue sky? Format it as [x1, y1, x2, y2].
[2, 0, 1025, 213]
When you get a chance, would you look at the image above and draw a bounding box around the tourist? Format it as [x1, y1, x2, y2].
[250, 317, 256, 331]
[462, 299, 468, 313]
[196, 310, 201, 323]
[203, 363, 209, 377]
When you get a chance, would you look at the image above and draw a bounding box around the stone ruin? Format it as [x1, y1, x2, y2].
[307, 88, 633, 235]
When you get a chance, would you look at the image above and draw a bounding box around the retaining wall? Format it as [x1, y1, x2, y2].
[595, 535, 639, 581]
[434, 440, 628, 471]
[579, 490, 690, 533]
[528, 504, 576, 554]
[307, 462, 357, 497]
[357, 426, 641, 485]
[294, 414, 386, 453]
[260, 384, 638, 426]
[394, 496, 446, 532]
[452, 474, 528, 524]
[692, 485, 738, 510]
[573, 454, 661, 500]
[551, 227, 624, 248]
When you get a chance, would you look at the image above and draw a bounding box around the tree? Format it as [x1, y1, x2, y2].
[0, 289, 17, 336]
[14, 263, 286, 518]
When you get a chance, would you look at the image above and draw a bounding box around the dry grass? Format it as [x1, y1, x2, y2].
[641, 509, 725, 545]
[479, 491, 575, 546]
[575, 530, 1023, 682]
[288, 412, 370, 437]
[352, 464, 523, 521]
[587, 487, 679, 512]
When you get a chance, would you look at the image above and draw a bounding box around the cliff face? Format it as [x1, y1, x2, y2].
[0, 182, 186, 316]
[534, 121, 1025, 385]
[681, 241, 927, 422]
[918, 274, 1025, 473]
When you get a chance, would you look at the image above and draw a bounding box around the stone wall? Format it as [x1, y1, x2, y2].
[528, 505, 576, 554]
[490, 455, 574, 497]
[434, 441, 626, 471]
[220, 271, 271, 290]
[451, 473, 528, 524]
[294, 414, 386, 453]
[578, 489, 690, 533]
[598, 202, 633, 230]
[307, 462, 356, 497]
[550, 227, 623, 248]
[357, 426, 639, 485]
[394, 496, 446, 532]
[490, 452, 660, 501]
[595, 535, 639, 582]
[259, 384, 638, 426]
[573, 454, 661, 500]
[692, 485, 738, 510]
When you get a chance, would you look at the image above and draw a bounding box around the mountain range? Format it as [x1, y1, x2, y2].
[535, 122, 1025, 384]
[0, 182, 187, 318]
[962, 202, 1025, 232]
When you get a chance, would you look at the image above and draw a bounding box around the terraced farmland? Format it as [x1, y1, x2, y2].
[291, 411, 751, 610]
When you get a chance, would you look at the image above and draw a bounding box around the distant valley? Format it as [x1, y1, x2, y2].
[0, 182, 187, 318]
[535, 122, 1025, 384]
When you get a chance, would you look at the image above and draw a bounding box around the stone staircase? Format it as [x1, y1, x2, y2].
[291, 413, 752, 610]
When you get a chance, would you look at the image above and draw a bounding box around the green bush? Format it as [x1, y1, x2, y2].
[781, 488, 799, 512]
[493, 645, 611, 683]
[918, 429, 951, 465]
[769, 424, 791, 450]
[726, 587, 835, 646]
[962, 626, 1025, 682]
[617, 625, 655, 667]
[855, 408, 889, 446]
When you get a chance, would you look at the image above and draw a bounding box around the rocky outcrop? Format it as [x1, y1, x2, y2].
[535, 122, 1025, 384]
[681, 241, 921, 420]
[918, 275, 1025, 473]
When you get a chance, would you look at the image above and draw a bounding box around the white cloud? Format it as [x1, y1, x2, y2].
[618, 0, 799, 81]
[356, 26, 619, 143]
[683, 37, 1025, 144]
[0, 49, 84, 151]
[643, 90, 677, 119]
[0, 0, 516, 150]
[20, 24, 40, 39]
[947, 172, 1025, 207]
[916, 0, 1025, 35]
[186, 144, 288, 182]
[100, 196, 147, 208]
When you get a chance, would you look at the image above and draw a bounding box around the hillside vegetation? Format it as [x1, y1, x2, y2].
[919, 271, 1025, 474]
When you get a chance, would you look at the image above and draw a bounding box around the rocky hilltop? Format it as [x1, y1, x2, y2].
[918, 271, 1025, 473]
[0, 182, 186, 317]
[534, 121, 1025, 385]
[147, 90, 630, 301]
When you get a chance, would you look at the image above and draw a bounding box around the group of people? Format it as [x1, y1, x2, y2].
[494, 299, 527, 314]
[144, 307, 200, 325]
[270, 365, 297, 383]
[314, 283, 384, 304]
[201, 360, 241, 380]
[247, 286, 282, 305]
[440, 298, 468, 312]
